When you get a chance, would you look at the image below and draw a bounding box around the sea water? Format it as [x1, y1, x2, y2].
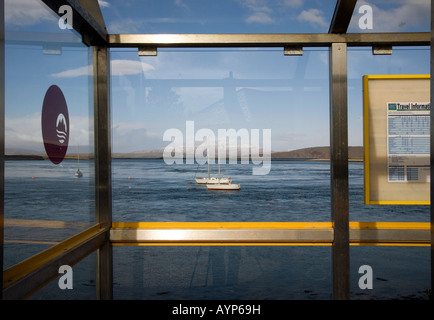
[3, 159, 431, 299]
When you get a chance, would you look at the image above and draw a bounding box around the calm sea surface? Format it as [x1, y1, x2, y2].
[4, 159, 431, 300]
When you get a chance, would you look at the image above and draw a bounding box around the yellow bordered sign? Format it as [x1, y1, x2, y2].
[363, 75, 430, 205]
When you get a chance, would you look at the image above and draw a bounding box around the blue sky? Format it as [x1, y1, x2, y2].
[101, 0, 336, 34]
[4, 0, 431, 154]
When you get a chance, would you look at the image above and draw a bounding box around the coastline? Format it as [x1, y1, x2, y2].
[4, 155, 364, 162]
[4, 146, 364, 162]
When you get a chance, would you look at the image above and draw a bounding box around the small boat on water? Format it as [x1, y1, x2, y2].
[195, 176, 231, 184]
[206, 182, 240, 190]
[195, 136, 231, 185]
[75, 145, 83, 178]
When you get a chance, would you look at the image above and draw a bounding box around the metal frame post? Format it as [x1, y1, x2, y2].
[329, 42, 350, 300]
[93, 46, 112, 300]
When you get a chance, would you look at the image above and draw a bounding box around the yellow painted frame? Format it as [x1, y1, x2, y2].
[3, 224, 109, 296]
[110, 221, 431, 247]
[363, 74, 431, 205]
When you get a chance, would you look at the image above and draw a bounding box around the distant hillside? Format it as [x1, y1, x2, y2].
[111, 146, 364, 160]
[271, 146, 363, 160]
[112, 149, 164, 158]
[5, 154, 44, 160]
[6, 145, 363, 161]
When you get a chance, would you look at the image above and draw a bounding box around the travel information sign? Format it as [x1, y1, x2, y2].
[363, 75, 430, 205]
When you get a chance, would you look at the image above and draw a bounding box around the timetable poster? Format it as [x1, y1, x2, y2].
[363, 75, 430, 205]
[387, 102, 430, 183]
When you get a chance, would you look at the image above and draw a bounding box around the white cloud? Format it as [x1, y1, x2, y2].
[68, 116, 94, 147]
[174, 0, 189, 10]
[246, 12, 274, 24]
[297, 9, 328, 28]
[98, 0, 110, 8]
[174, 87, 223, 113]
[111, 59, 155, 76]
[51, 65, 91, 78]
[236, 0, 275, 24]
[51, 60, 155, 78]
[5, 113, 42, 151]
[5, 113, 92, 153]
[5, 0, 56, 26]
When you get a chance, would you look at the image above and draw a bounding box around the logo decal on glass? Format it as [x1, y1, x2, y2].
[41, 85, 70, 164]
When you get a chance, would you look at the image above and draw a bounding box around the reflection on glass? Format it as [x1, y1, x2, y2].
[348, 0, 430, 33]
[27, 253, 97, 300]
[350, 246, 430, 300]
[4, 0, 95, 269]
[111, 48, 331, 222]
[113, 246, 332, 300]
[100, 0, 337, 34]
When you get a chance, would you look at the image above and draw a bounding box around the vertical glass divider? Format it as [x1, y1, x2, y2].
[93, 46, 113, 300]
[329, 42, 350, 300]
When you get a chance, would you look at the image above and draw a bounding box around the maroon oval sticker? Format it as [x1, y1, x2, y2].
[41, 85, 69, 164]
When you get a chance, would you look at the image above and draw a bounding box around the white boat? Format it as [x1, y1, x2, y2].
[206, 183, 241, 190]
[195, 136, 231, 184]
[195, 176, 231, 184]
[75, 145, 83, 178]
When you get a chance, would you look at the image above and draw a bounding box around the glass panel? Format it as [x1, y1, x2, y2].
[348, 0, 430, 33]
[113, 245, 332, 299]
[111, 47, 330, 222]
[350, 246, 430, 299]
[347, 46, 430, 222]
[4, 0, 95, 269]
[101, 0, 337, 34]
[27, 252, 97, 300]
